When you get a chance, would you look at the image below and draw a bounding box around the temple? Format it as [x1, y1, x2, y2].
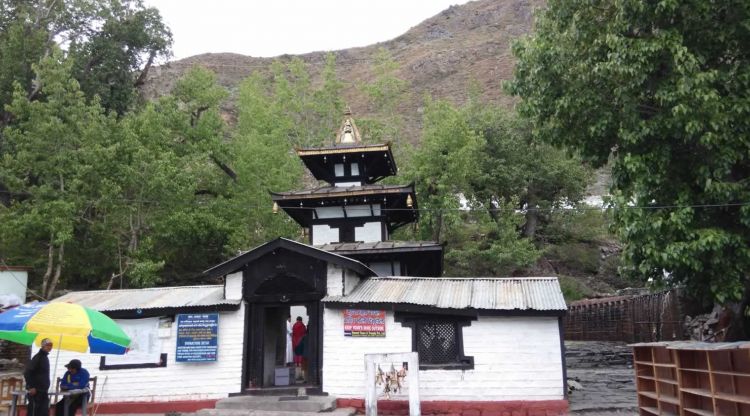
[51, 111, 568, 415]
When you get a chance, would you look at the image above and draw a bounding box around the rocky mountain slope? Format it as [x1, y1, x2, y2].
[143, 0, 543, 141]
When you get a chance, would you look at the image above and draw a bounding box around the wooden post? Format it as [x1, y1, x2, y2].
[365, 352, 420, 416]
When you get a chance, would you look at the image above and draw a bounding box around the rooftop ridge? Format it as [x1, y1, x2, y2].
[52, 284, 224, 295]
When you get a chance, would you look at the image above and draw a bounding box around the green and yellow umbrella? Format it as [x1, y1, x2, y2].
[0, 302, 130, 354]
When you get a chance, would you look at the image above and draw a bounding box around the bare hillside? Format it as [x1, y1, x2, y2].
[142, 0, 543, 142]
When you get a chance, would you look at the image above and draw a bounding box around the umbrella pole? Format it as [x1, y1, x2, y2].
[51, 334, 62, 391]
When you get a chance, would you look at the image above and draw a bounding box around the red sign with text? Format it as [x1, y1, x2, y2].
[343, 309, 386, 337]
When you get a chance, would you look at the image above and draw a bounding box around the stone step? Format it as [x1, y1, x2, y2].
[211, 395, 337, 413]
[195, 406, 356, 416]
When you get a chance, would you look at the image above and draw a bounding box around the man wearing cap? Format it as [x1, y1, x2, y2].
[24, 338, 53, 416]
[54, 359, 90, 416]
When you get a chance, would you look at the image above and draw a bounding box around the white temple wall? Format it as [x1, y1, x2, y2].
[322, 308, 565, 401]
[50, 304, 245, 403]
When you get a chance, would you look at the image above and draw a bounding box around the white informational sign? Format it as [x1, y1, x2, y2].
[106, 317, 162, 364]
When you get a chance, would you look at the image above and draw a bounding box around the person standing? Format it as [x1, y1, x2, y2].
[285, 316, 294, 365]
[292, 317, 307, 380]
[55, 359, 90, 416]
[24, 338, 52, 416]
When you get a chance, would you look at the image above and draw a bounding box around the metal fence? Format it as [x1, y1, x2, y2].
[564, 289, 686, 342]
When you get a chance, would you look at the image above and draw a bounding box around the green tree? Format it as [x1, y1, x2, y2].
[360, 47, 409, 143]
[0, 0, 171, 117]
[228, 73, 303, 249]
[509, 0, 750, 332]
[268, 55, 346, 147]
[103, 66, 234, 287]
[68, 0, 172, 114]
[402, 97, 541, 275]
[467, 103, 591, 241]
[312, 53, 345, 143]
[0, 49, 116, 297]
[0, 0, 172, 208]
[1, 62, 238, 293]
[406, 97, 483, 243]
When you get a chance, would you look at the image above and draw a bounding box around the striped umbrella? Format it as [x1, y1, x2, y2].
[0, 302, 130, 354]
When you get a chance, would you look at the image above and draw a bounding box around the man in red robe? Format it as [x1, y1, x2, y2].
[292, 316, 307, 380]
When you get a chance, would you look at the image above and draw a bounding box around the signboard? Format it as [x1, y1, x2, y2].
[344, 309, 385, 337]
[106, 317, 161, 365]
[176, 313, 218, 362]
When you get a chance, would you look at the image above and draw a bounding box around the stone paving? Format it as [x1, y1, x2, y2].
[565, 341, 638, 415]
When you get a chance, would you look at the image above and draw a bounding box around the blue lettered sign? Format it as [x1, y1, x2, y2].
[176, 313, 218, 362]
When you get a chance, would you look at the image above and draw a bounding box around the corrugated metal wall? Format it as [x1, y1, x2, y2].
[564, 289, 686, 342]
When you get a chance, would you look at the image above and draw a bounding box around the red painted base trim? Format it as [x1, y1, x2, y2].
[336, 398, 569, 416]
[93, 400, 218, 414]
[16, 400, 217, 416]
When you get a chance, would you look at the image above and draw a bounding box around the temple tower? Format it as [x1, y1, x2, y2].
[270, 111, 442, 276]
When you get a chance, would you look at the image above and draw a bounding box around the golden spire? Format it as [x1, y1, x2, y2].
[335, 108, 362, 145]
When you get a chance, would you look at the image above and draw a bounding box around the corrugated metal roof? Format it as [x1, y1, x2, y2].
[323, 277, 566, 311]
[52, 285, 239, 312]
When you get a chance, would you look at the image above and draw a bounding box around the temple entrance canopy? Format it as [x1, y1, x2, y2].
[204, 237, 374, 389]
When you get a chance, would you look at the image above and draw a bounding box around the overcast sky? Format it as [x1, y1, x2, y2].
[143, 0, 473, 60]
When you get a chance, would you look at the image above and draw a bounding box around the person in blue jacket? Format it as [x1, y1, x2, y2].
[55, 359, 90, 416]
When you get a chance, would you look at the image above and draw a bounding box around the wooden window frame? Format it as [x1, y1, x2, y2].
[396, 313, 475, 370]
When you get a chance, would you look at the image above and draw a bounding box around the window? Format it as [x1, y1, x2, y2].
[396, 314, 474, 370]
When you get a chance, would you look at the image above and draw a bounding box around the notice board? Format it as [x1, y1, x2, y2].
[344, 309, 386, 337]
[176, 313, 218, 362]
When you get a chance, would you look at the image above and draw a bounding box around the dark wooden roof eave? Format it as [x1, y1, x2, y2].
[268, 183, 414, 200]
[203, 237, 377, 279]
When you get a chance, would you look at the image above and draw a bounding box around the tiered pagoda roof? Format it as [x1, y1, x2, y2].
[270, 183, 417, 232]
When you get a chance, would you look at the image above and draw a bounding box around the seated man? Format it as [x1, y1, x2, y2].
[55, 359, 90, 416]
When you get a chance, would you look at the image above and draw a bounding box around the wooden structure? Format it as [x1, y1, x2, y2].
[0, 377, 23, 414]
[632, 341, 750, 416]
[566, 289, 686, 342]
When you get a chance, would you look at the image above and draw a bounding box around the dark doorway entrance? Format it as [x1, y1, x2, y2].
[247, 300, 322, 389]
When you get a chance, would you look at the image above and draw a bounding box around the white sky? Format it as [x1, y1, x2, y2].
[144, 0, 473, 60]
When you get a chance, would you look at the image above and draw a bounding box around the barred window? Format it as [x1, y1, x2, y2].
[417, 321, 459, 364]
[397, 314, 474, 370]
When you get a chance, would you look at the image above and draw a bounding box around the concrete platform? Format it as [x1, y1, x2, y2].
[205, 395, 338, 414]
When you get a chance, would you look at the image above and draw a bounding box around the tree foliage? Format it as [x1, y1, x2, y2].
[509, 0, 750, 310]
[466, 101, 590, 241]
[0, 0, 171, 117]
[0, 49, 351, 295]
[0, 62, 237, 294]
[402, 97, 544, 275]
